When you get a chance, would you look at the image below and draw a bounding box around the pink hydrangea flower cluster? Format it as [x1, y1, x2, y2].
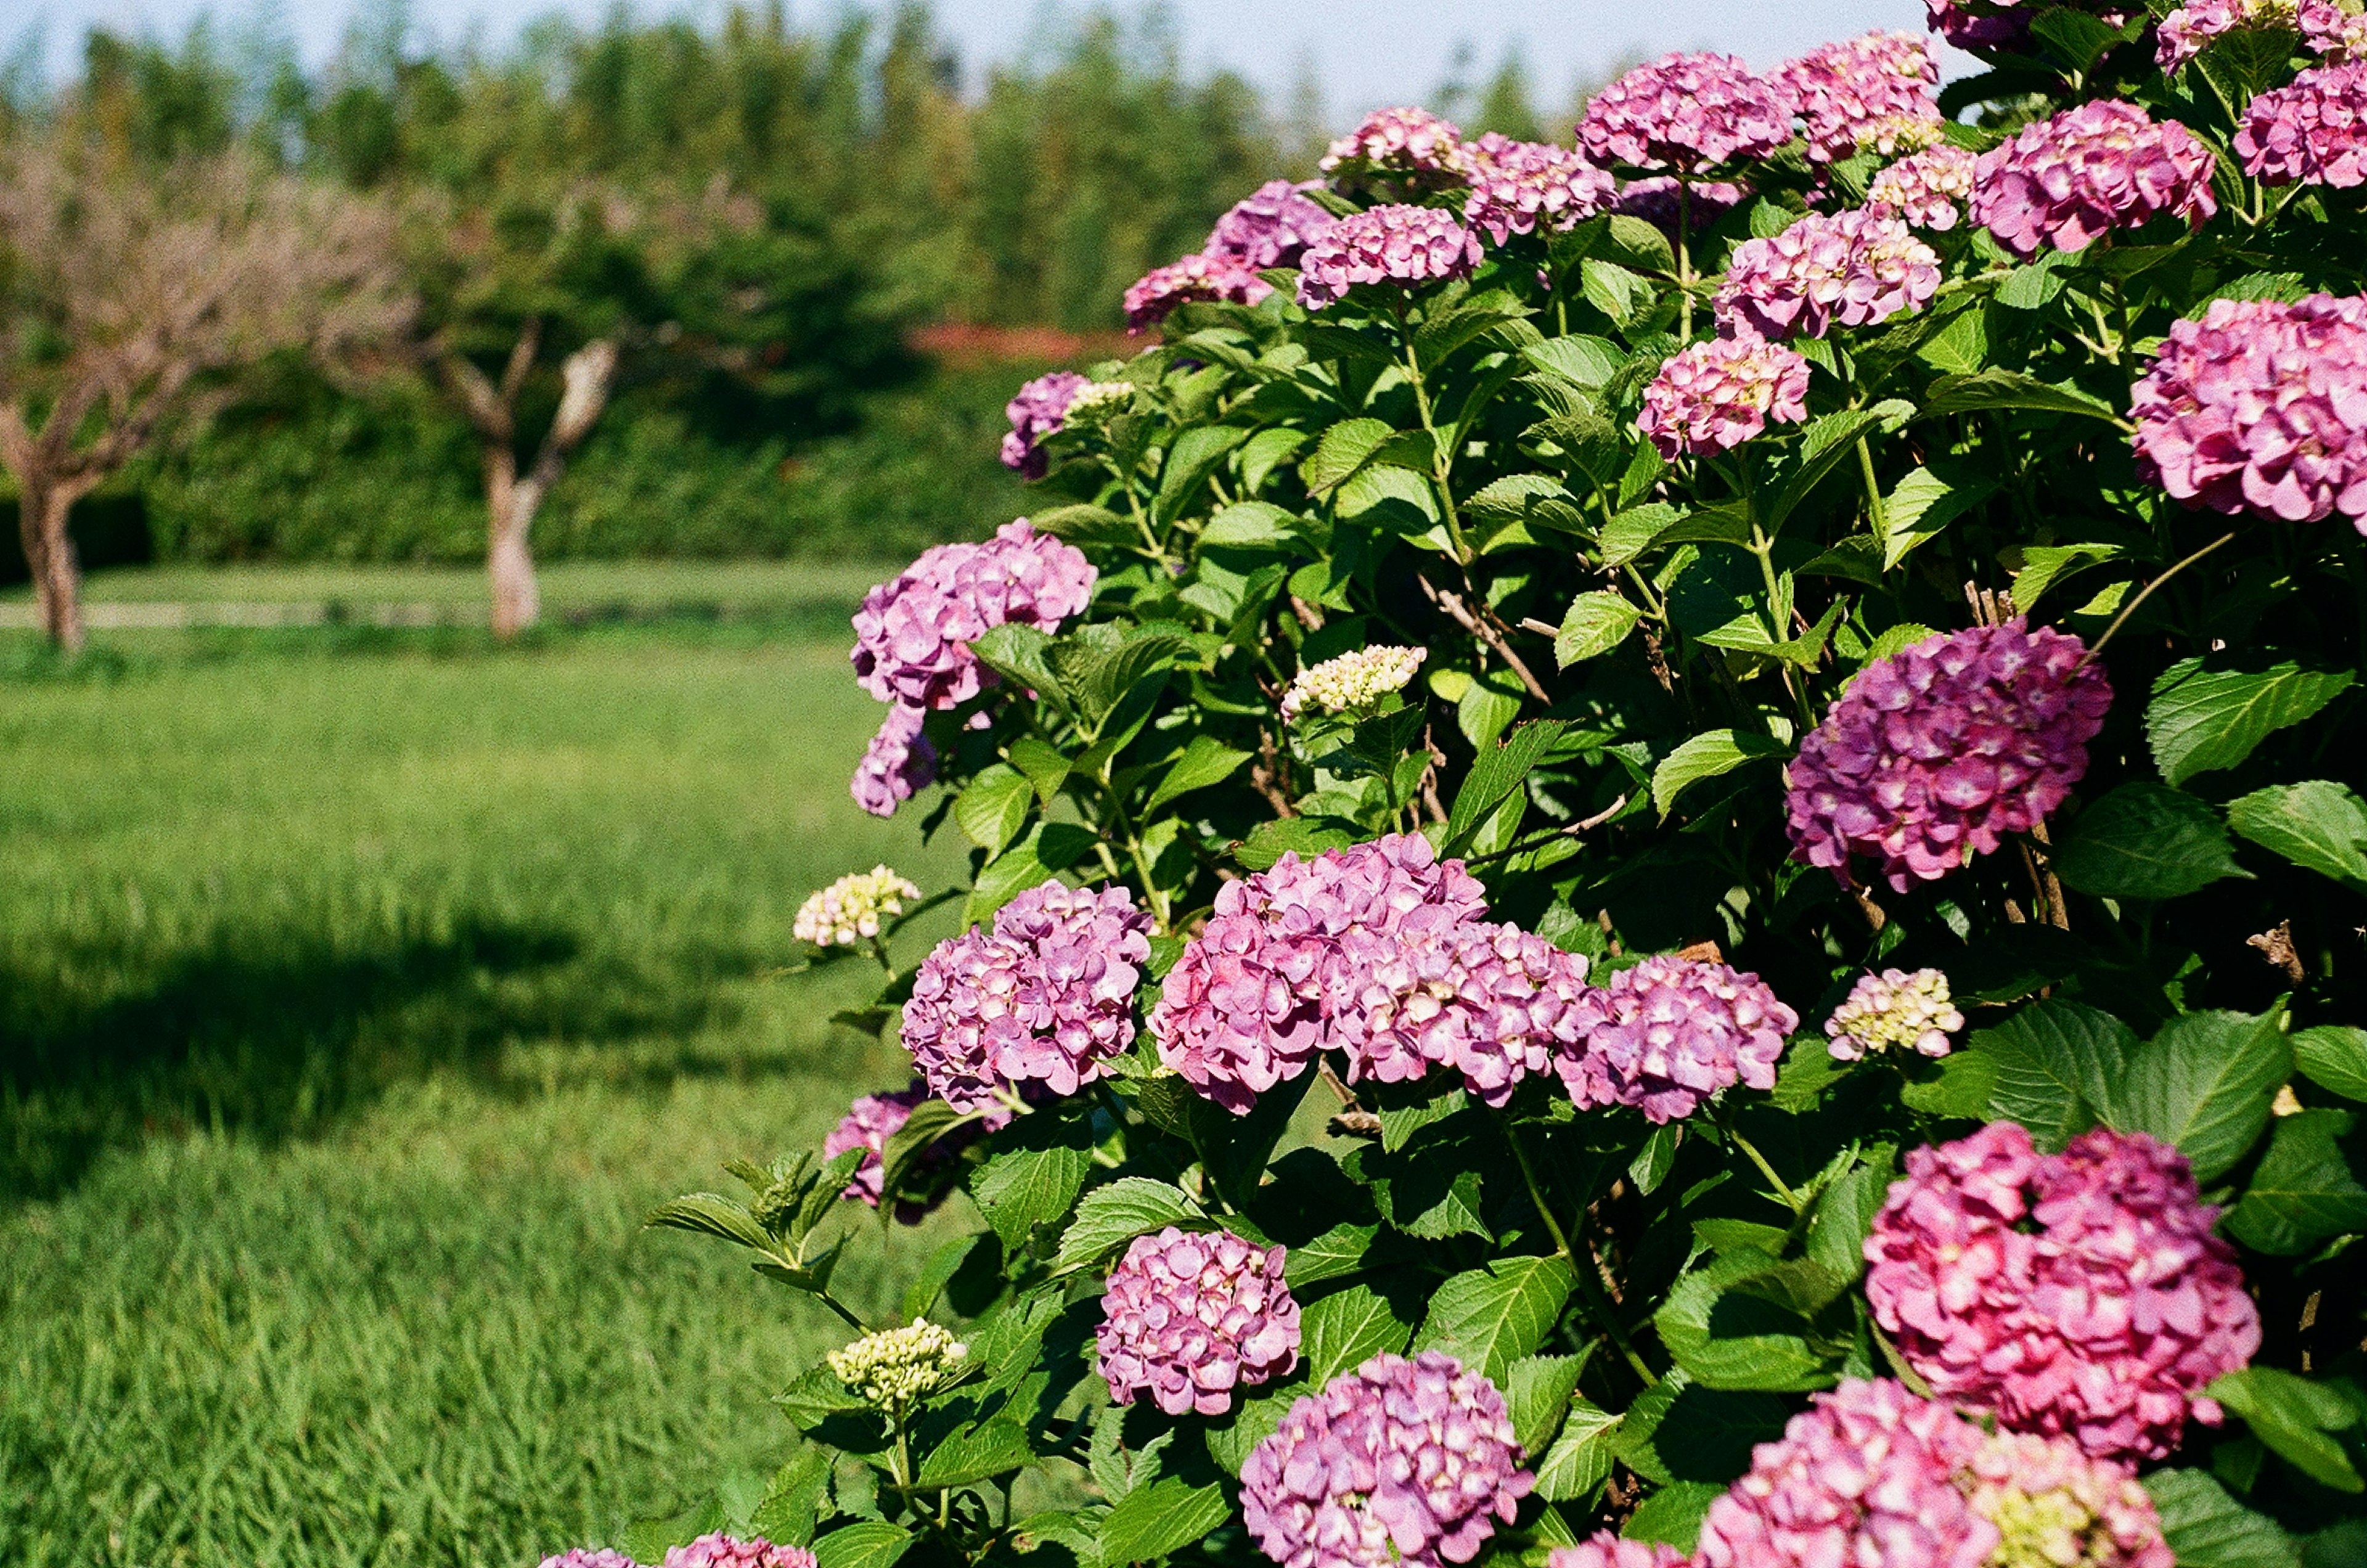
[1241, 1351, 1532, 1568]
[2159, 0, 2299, 70]
[851, 703, 936, 819]
[851, 519, 1097, 713]
[1971, 100, 2218, 258]
[1615, 177, 1749, 232]
[902, 881, 1153, 1113]
[1207, 179, 1337, 269]
[1638, 337, 1812, 459]
[2236, 62, 2367, 188]
[661, 1537, 816, 1568]
[1714, 207, 1941, 340]
[1547, 1538, 1689, 1568]
[1461, 133, 1618, 244]
[1555, 954, 1797, 1124]
[1325, 909, 1594, 1106]
[1929, 0, 2132, 49]
[1123, 252, 1275, 333]
[541, 1552, 639, 1568]
[1580, 52, 1799, 173]
[2304, 0, 2367, 57]
[1870, 143, 1980, 229]
[1150, 835, 1487, 1113]
[1865, 1121, 2261, 1460]
[1000, 371, 1088, 479]
[2130, 293, 2367, 527]
[822, 1080, 1010, 1220]
[1961, 1429, 2173, 1568]
[1296, 205, 1484, 309]
[1783, 621, 2113, 892]
[1095, 1226, 1301, 1416]
[1825, 967, 1964, 1061]
[1319, 107, 1471, 190]
[1778, 31, 1940, 164]
[1698, 1378, 1992, 1568]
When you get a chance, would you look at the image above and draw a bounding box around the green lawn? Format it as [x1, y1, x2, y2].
[0, 574, 972, 1567]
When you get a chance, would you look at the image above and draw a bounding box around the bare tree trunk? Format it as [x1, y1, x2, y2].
[481, 444, 541, 640]
[16, 470, 91, 653]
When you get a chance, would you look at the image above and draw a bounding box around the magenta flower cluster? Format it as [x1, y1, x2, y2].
[1778, 31, 1940, 164]
[902, 880, 1153, 1113]
[1638, 337, 1812, 459]
[2237, 62, 2367, 189]
[851, 703, 937, 819]
[822, 1079, 1009, 1220]
[1207, 179, 1336, 269]
[1697, 1378, 1991, 1568]
[1095, 1226, 1301, 1416]
[1546, 1538, 1688, 1568]
[1325, 908, 1594, 1106]
[541, 1552, 639, 1568]
[2131, 292, 2367, 527]
[1614, 178, 1748, 233]
[1296, 206, 1484, 309]
[1240, 1351, 1532, 1568]
[1000, 371, 1088, 480]
[1150, 834, 1487, 1113]
[1556, 954, 1797, 1124]
[2304, 0, 2367, 57]
[1783, 621, 2112, 892]
[1870, 143, 1979, 230]
[1865, 1121, 2261, 1461]
[1123, 252, 1275, 333]
[1971, 100, 2218, 258]
[851, 520, 1097, 713]
[661, 1537, 817, 1568]
[1714, 206, 1940, 340]
[1579, 52, 1799, 173]
[1461, 134, 1617, 245]
[1319, 107, 1470, 190]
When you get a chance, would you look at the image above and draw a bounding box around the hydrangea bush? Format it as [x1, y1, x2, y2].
[611, 12, 2367, 1568]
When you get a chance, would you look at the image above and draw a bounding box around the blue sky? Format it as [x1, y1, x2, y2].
[6, 0, 1945, 114]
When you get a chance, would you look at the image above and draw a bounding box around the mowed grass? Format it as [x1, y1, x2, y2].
[0, 574, 973, 1567]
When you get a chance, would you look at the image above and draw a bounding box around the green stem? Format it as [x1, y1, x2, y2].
[1722, 1114, 1803, 1214]
[1677, 178, 1694, 342]
[2083, 530, 2238, 662]
[1394, 295, 1471, 564]
[1855, 436, 1886, 541]
[1506, 1123, 1656, 1384]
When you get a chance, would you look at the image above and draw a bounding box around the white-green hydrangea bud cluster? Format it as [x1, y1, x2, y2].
[1825, 965, 1964, 1061]
[827, 1318, 968, 1410]
[1059, 382, 1137, 430]
[795, 866, 921, 949]
[1280, 645, 1428, 722]
[1961, 1430, 2169, 1568]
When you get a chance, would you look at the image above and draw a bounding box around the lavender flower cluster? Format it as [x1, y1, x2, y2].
[2131, 292, 2367, 526]
[902, 880, 1153, 1112]
[1240, 1351, 1531, 1568]
[1095, 1226, 1301, 1416]
[1784, 621, 2113, 892]
[1778, 31, 1940, 163]
[1319, 107, 1471, 191]
[1206, 179, 1336, 269]
[851, 704, 936, 819]
[1865, 1121, 2261, 1460]
[1556, 953, 1797, 1123]
[1579, 52, 1799, 173]
[1638, 337, 1812, 459]
[1614, 178, 1749, 234]
[822, 1079, 1010, 1220]
[1296, 205, 1483, 309]
[1971, 100, 2218, 257]
[1714, 206, 1941, 341]
[1123, 252, 1275, 333]
[2237, 61, 2367, 189]
[1000, 371, 1089, 480]
[1461, 134, 1617, 244]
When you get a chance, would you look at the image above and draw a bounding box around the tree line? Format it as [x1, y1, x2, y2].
[0, 4, 1578, 647]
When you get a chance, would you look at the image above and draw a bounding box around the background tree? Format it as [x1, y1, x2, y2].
[0, 136, 411, 649]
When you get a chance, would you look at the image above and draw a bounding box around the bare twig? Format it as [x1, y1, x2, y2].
[1420, 576, 1551, 702]
[2250, 920, 2307, 984]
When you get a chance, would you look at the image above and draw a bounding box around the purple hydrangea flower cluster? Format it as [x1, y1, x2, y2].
[1579, 52, 1799, 173]
[1325, 909, 1594, 1106]
[1714, 206, 1941, 340]
[541, 1552, 639, 1568]
[1150, 835, 1487, 1113]
[1870, 143, 1980, 230]
[1614, 177, 1749, 232]
[1697, 1378, 1992, 1568]
[1461, 134, 1618, 244]
[1123, 253, 1275, 334]
[822, 1079, 1011, 1220]
[1783, 621, 2113, 892]
[1865, 1121, 2261, 1461]
[1546, 1538, 1689, 1568]
[1778, 31, 1941, 164]
[2236, 62, 2367, 188]
[1319, 107, 1471, 190]
[1095, 1226, 1301, 1416]
[1555, 954, 1797, 1124]
[902, 880, 1153, 1113]
[851, 519, 1097, 713]
[661, 1537, 817, 1568]
[1637, 337, 1812, 459]
[1296, 206, 1484, 309]
[1929, 0, 2131, 49]
[1207, 179, 1337, 269]
[1000, 371, 1089, 480]
[1240, 1351, 1532, 1568]
[1971, 100, 2218, 258]
[851, 703, 937, 819]
[2130, 293, 2367, 526]
[1962, 1429, 2175, 1568]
